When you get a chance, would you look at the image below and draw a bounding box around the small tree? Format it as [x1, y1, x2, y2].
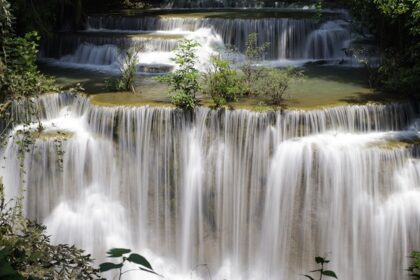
[253, 67, 302, 106]
[241, 32, 269, 96]
[202, 55, 244, 107]
[158, 39, 200, 110]
[105, 47, 141, 93]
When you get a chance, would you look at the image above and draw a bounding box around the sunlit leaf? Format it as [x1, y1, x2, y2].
[322, 270, 338, 278]
[127, 253, 153, 270]
[106, 248, 131, 258]
[99, 262, 123, 272]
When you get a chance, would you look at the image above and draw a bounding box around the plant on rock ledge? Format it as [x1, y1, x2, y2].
[202, 54, 244, 107]
[158, 39, 201, 110]
[105, 47, 141, 93]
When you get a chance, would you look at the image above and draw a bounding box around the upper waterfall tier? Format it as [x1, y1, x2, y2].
[163, 0, 321, 8]
[41, 32, 180, 59]
[84, 13, 351, 60]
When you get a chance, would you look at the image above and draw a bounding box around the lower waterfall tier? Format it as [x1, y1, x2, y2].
[2, 93, 420, 279]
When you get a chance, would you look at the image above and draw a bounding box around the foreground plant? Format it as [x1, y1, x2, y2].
[99, 248, 161, 279]
[408, 251, 420, 279]
[256, 67, 303, 106]
[158, 39, 200, 110]
[303, 256, 338, 280]
[0, 180, 100, 279]
[105, 47, 141, 93]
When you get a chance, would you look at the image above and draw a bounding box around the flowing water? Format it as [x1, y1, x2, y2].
[2, 93, 420, 279]
[9, 3, 417, 280]
[40, 7, 365, 73]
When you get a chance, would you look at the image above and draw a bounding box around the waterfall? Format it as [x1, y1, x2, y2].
[162, 0, 316, 8]
[2, 93, 420, 279]
[41, 33, 179, 59]
[41, 10, 356, 70]
[85, 15, 350, 60]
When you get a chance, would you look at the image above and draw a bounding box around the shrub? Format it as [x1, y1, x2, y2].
[0, 180, 100, 279]
[1, 32, 57, 101]
[408, 251, 420, 279]
[202, 55, 244, 107]
[158, 39, 201, 110]
[253, 67, 302, 106]
[105, 47, 140, 93]
[240, 32, 270, 96]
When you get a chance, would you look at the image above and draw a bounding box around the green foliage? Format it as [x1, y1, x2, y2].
[202, 55, 244, 107]
[303, 256, 338, 280]
[408, 251, 420, 279]
[105, 48, 140, 93]
[241, 33, 270, 96]
[252, 67, 302, 106]
[351, 0, 420, 95]
[315, 0, 324, 22]
[378, 58, 420, 95]
[237, 32, 301, 105]
[99, 248, 160, 279]
[158, 39, 200, 110]
[1, 32, 57, 100]
[0, 179, 100, 279]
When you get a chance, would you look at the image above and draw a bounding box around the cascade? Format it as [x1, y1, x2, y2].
[40, 8, 358, 71]
[85, 15, 350, 60]
[2, 93, 420, 279]
[162, 0, 316, 8]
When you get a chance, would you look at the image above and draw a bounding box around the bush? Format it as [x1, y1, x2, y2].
[0, 180, 100, 279]
[1, 32, 57, 101]
[253, 67, 302, 106]
[158, 39, 201, 110]
[408, 251, 420, 279]
[240, 32, 270, 96]
[105, 47, 140, 93]
[202, 55, 244, 107]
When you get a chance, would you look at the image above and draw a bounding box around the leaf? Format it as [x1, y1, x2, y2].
[106, 248, 131, 258]
[322, 270, 338, 279]
[315, 256, 325, 264]
[127, 253, 153, 270]
[302, 274, 315, 280]
[99, 262, 123, 272]
[0, 259, 24, 279]
[140, 267, 163, 277]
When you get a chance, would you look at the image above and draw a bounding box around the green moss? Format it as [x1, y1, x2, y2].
[369, 138, 420, 150]
[90, 92, 174, 108]
[32, 130, 74, 140]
